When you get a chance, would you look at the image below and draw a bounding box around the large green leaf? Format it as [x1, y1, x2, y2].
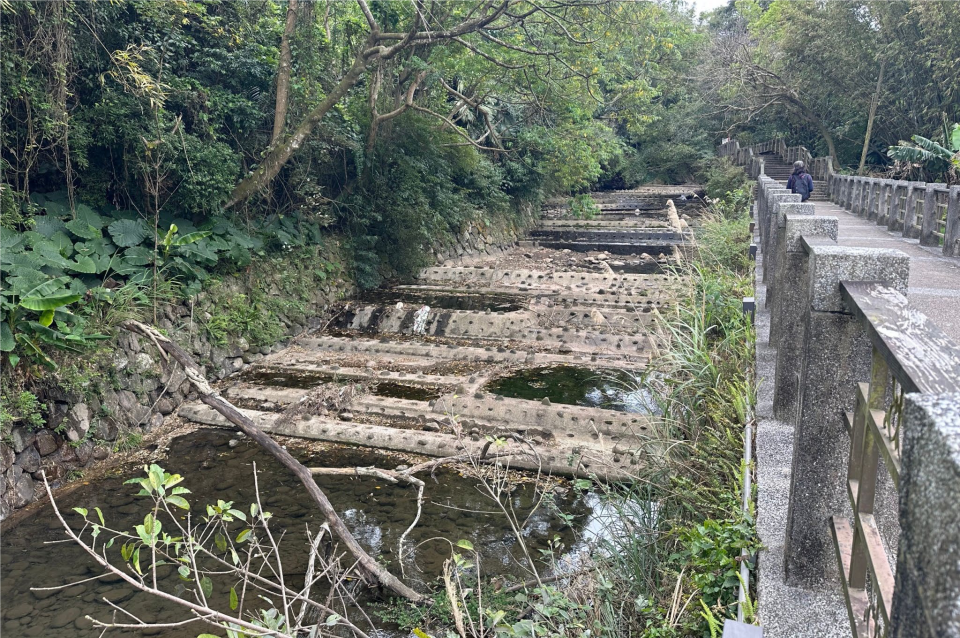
[66, 218, 102, 240]
[0, 323, 13, 352]
[33, 216, 67, 239]
[49, 231, 75, 256]
[108, 219, 149, 248]
[109, 257, 145, 276]
[41, 200, 70, 217]
[66, 255, 98, 274]
[123, 246, 155, 266]
[172, 231, 212, 246]
[19, 276, 71, 300]
[0, 228, 25, 252]
[75, 236, 116, 257]
[911, 135, 953, 161]
[0, 252, 45, 273]
[950, 124, 960, 153]
[32, 241, 72, 268]
[4, 272, 50, 297]
[20, 293, 81, 311]
[75, 204, 105, 229]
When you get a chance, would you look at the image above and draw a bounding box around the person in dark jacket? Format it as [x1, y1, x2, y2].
[787, 161, 814, 202]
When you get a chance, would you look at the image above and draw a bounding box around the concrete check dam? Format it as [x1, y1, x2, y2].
[179, 186, 704, 480]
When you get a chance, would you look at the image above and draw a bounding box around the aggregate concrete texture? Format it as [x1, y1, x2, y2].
[809, 200, 960, 343]
[179, 187, 697, 478]
[754, 254, 849, 638]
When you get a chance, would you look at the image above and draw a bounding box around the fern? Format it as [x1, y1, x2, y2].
[699, 599, 723, 638]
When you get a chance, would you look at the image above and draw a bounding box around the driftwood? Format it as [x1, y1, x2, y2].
[121, 320, 423, 602]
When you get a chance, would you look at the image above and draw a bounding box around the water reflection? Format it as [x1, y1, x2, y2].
[486, 365, 660, 415]
[1, 429, 594, 638]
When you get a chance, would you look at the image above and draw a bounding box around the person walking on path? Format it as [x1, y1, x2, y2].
[787, 161, 814, 202]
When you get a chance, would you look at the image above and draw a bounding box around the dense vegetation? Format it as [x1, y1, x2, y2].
[1, 1, 956, 635]
[702, 0, 960, 181]
[1, 0, 712, 372]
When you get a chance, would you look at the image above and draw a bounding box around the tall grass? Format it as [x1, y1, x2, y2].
[584, 200, 758, 635]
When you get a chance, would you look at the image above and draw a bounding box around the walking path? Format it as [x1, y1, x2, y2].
[754, 193, 960, 637]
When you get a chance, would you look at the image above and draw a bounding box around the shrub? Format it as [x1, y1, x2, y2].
[700, 158, 751, 201]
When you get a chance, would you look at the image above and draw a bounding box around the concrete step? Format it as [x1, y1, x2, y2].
[221, 386, 656, 446]
[332, 306, 657, 339]
[295, 335, 650, 367]
[179, 402, 644, 480]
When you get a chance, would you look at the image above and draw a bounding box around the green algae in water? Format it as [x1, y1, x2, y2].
[486, 365, 656, 414]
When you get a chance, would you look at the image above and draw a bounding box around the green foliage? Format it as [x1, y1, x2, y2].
[202, 290, 285, 348]
[344, 114, 520, 289]
[887, 122, 960, 182]
[700, 159, 751, 202]
[0, 388, 46, 435]
[696, 210, 753, 275]
[680, 516, 758, 611]
[595, 228, 756, 634]
[200, 245, 340, 348]
[0, 185, 31, 230]
[113, 429, 144, 453]
[716, 1, 960, 170]
[568, 194, 599, 220]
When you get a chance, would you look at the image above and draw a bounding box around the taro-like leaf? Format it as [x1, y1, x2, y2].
[33, 216, 67, 239]
[74, 204, 105, 229]
[66, 256, 98, 274]
[66, 218, 102, 240]
[108, 219, 149, 248]
[0, 323, 14, 352]
[123, 246, 155, 266]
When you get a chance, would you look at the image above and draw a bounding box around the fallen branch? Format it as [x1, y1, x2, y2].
[120, 320, 424, 602]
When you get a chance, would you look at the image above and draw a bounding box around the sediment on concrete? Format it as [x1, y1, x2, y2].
[179, 187, 699, 479]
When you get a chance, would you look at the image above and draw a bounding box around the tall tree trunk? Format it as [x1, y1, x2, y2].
[858, 59, 886, 175]
[227, 50, 369, 208]
[271, 0, 298, 146]
[785, 95, 840, 170]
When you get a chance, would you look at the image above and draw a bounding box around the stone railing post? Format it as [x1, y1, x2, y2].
[767, 201, 817, 318]
[845, 176, 856, 211]
[903, 182, 925, 239]
[877, 180, 894, 226]
[943, 186, 960, 257]
[762, 190, 800, 283]
[866, 179, 881, 221]
[890, 393, 960, 638]
[783, 245, 910, 588]
[838, 175, 851, 209]
[919, 184, 940, 246]
[888, 181, 906, 232]
[769, 217, 838, 422]
[851, 178, 865, 216]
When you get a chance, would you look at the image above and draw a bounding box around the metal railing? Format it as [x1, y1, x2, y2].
[831, 281, 960, 638]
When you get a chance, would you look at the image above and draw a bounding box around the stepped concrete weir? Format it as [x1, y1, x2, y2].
[179, 187, 702, 479]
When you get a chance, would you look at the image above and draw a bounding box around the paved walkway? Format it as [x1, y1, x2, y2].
[754, 198, 960, 636]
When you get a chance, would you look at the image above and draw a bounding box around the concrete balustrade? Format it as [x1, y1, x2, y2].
[748, 165, 960, 637]
[730, 136, 958, 258]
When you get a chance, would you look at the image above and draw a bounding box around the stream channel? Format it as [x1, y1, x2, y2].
[2, 187, 696, 636]
[1, 430, 606, 638]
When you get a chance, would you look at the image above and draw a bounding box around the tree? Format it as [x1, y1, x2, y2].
[225, 0, 658, 208]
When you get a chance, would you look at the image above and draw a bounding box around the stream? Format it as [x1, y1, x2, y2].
[1, 429, 599, 637]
